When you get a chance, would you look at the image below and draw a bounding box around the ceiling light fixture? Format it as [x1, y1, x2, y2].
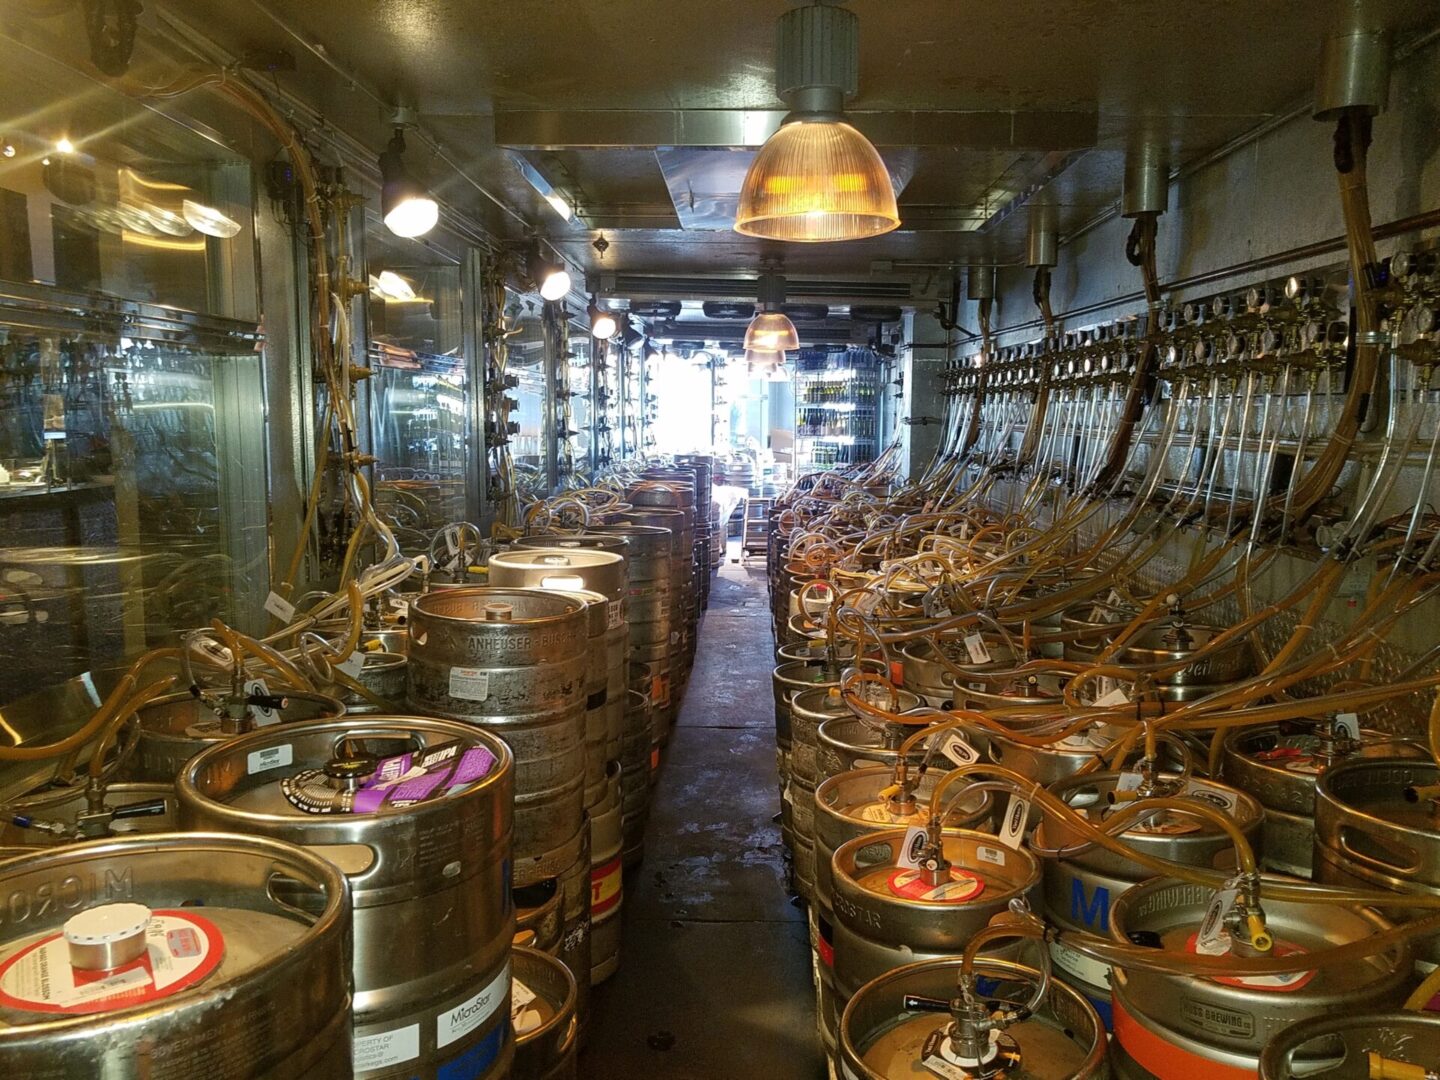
[525, 245, 572, 301]
[590, 297, 618, 341]
[735, 3, 899, 243]
[379, 126, 439, 238]
[744, 272, 801, 351]
[182, 199, 242, 239]
[55, 137, 75, 155]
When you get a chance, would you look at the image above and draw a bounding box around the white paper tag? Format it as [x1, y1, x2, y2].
[437, 962, 509, 1049]
[445, 529, 460, 555]
[1333, 713, 1360, 740]
[975, 844, 1006, 867]
[938, 733, 979, 767]
[1115, 770, 1144, 793]
[510, 977, 537, 1019]
[264, 591, 296, 623]
[896, 825, 929, 869]
[353, 1024, 420, 1071]
[963, 633, 991, 665]
[1196, 888, 1240, 955]
[338, 652, 365, 678]
[448, 667, 490, 702]
[244, 678, 278, 726]
[607, 599, 624, 630]
[998, 794, 1030, 849]
[921, 1049, 972, 1080]
[247, 742, 293, 775]
[1094, 686, 1131, 708]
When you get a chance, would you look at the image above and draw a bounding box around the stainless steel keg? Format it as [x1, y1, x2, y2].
[127, 689, 344, 782]
[1109, 876, 1410, 1078]
[1315, 757, 1440, 967]
[407, 586, 588, 885]
[176, 716, 515, 1079]
[830, 828, 1041, 1001]
[0, 832, 353, 1080]
[839, 957, 1108, 1080]
[1259, 1010, 1440, 1080]
[814, 766, 993, 919]
[512, 946, 579, 1080]
[1036, 769, 1263, 1025]
[1223, 720, 1427, 876]
[588, 762, 624, 985]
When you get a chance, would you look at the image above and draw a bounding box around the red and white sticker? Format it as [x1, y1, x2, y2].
[1184, 932, 1316, 991]
[0, 911, 223, 1015]
[590, 855, 623, 918]
[886, 868, 984, 903]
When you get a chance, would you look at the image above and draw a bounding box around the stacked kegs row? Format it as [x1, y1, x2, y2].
[0, 709, 580, 1080]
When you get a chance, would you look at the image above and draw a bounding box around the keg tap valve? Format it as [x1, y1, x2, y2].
[918, 817, 952, 888]
[1161, 594, 1193, 650]
[1226, 872, 1274, 957]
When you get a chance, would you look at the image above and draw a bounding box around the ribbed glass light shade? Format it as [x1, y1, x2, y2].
[744, 348, 782, 367]
[735, 119, 899, 242]
[744, 311, 800, 351]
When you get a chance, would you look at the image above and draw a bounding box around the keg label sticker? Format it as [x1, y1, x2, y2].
[962, 634, 991, 665]
[0, 911, 222, 1015]
[437, 962, 510, 1049]
[1048, 939, 1110, 988]
[1185, 932, 1317, 991]
[607, 599, 624, 630]
[448, 666, 490, 701]
[896, 826, 930, 869]
[886, 867, 984, 903]
[264, 590, 297, 623]
[1180, 779, 1238, 814]
[247, 743, 294, 776]
[281, 738, 497, 814]
[244, 678, 279, 726]
[590, 855, 623, 917]
[936, 733, 979, 767]
[353, 1024, 420, 1071]
[975, 845, 1006, 868]
[337, 651, 366, 678]
[1333, 712, 1360, 740]
[999, 795, 1030, 849]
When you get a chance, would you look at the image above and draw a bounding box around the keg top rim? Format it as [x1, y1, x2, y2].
[410, 585, 587, 623]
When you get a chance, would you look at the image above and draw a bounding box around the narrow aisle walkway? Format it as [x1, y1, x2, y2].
[582, 554, 824, 1079]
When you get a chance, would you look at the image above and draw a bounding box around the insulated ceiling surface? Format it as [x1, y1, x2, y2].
[12, 0, 1437, 283]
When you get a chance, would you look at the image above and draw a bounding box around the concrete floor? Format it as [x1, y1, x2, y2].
[581, 553, 825, 1079]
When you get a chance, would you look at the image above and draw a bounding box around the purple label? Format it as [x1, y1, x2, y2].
[280, 737, 496, 815]
[354, 764, 452, 812]
[452, 746, 498, 785]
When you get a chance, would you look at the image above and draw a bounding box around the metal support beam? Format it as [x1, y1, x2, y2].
[495, 108, 1098, 150]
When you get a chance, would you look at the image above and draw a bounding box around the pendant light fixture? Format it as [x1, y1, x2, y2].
[744, 272, 801, 351]
[379, 127, 439, 238]
[735, 3, 899, 243]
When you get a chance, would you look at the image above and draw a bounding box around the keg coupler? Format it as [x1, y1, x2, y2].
[898, 939, 1051, 1078]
